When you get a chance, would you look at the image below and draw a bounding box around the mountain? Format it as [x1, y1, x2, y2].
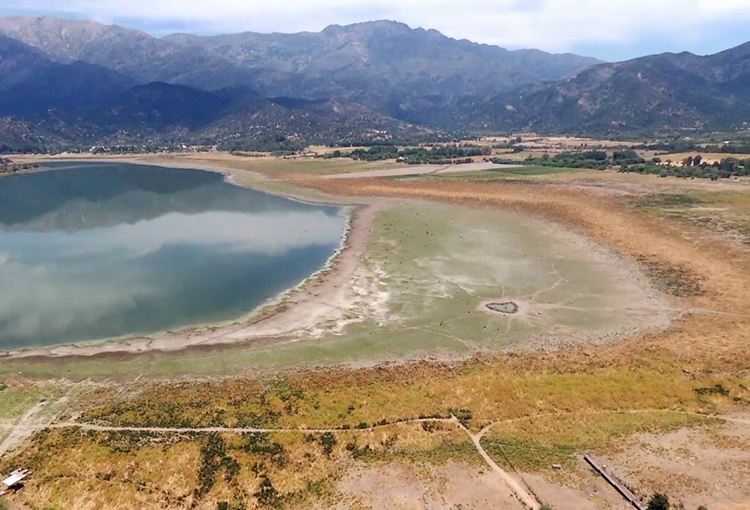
[0, 16, 601, 106]
[0, 34, 135, 115]
[460, 42, 750, 134]
[0, 16, 263, 90]
[0, 81, 435, 151]
[0, 14, 747, 147]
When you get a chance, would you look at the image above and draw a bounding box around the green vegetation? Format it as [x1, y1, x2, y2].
[639, 139, 750, 155]
[340, 144, 490, 164]
[0, 384, 43, 421]
[620, 156, 750, 180]
[493, 149, 644, 169]
[647, 492, 670, 510]
[221, 133, 307, 154]
[493, 149, 750, 179]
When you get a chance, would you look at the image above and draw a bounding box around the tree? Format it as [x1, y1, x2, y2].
[648, 492, 670, 510]
[693, 154, 702, 166]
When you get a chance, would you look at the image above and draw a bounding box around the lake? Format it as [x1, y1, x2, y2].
[0, 162, 347, 349]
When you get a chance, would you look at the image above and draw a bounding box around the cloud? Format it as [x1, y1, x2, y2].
[6, 0, 750, 56]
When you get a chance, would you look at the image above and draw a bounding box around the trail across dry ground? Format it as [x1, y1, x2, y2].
[4, 409, 746, 510]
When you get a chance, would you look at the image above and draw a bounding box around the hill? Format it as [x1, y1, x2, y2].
[460, 42, 750, 135]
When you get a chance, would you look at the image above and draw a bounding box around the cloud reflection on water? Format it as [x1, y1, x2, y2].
[0, 164, 346, 348]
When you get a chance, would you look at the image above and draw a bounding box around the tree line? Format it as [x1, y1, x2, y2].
[492, 149, 750, 180]
[338, 145, 491, 164]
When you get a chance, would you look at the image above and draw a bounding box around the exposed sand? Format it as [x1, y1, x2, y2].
[599, 417, 750, 510]
[325, 162, 516, 179]
[334, 462, 524, 510]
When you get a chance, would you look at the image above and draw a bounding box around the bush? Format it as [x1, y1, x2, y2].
[320, 432, 337, 456]
[648, 492, 670, 510]
[540, 505, 556, 510]
[255, 476, 280, 507]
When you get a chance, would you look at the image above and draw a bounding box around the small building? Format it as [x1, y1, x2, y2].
[2, 468, 30, 490]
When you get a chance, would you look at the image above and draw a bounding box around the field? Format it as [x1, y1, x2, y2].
[1, 149, 749, 510]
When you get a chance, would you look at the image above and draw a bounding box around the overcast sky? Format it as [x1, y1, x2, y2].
[3, 0, 750, 61]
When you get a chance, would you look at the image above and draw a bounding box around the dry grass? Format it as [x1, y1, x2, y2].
[481, 411, 712, 472]
[0, 423, 478, 509]
[80, 357, 747, 432]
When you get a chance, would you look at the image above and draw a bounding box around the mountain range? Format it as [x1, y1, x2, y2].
[0, 15, 747, 151]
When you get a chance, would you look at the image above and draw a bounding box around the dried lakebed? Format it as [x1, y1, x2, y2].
[0, 165, 673, 372]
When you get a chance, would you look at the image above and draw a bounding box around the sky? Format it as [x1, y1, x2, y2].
[2, 0, 750, 61]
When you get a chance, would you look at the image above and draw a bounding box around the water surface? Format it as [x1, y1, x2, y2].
[0, 163, 346, 349]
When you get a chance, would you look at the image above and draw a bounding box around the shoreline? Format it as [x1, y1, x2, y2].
[0, 157, 377, 361]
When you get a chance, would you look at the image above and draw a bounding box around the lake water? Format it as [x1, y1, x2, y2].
[0, 162, 347, 349]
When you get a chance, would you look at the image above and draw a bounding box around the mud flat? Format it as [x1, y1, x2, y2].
[0, 157, 675, 370]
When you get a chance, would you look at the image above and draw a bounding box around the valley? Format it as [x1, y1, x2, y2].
[0, 146, 748, 509]
[0, 7, 748, 509]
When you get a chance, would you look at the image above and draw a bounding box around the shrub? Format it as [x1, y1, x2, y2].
[648, 492, 670, 510]
[320, 432, 337, 456]
[255, 475, 280, 507]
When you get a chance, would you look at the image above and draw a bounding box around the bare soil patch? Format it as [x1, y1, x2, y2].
[335, 462, 523, 509]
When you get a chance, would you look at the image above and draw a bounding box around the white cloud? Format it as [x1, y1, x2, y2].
[7, 0, 750, 53]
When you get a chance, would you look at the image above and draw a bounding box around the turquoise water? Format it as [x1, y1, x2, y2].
[0, 163, 346, 349]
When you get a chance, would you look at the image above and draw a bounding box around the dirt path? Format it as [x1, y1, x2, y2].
[3, 408, 745, 507]
[458, 419, 541, 510]
[0, 402, 46, 457]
